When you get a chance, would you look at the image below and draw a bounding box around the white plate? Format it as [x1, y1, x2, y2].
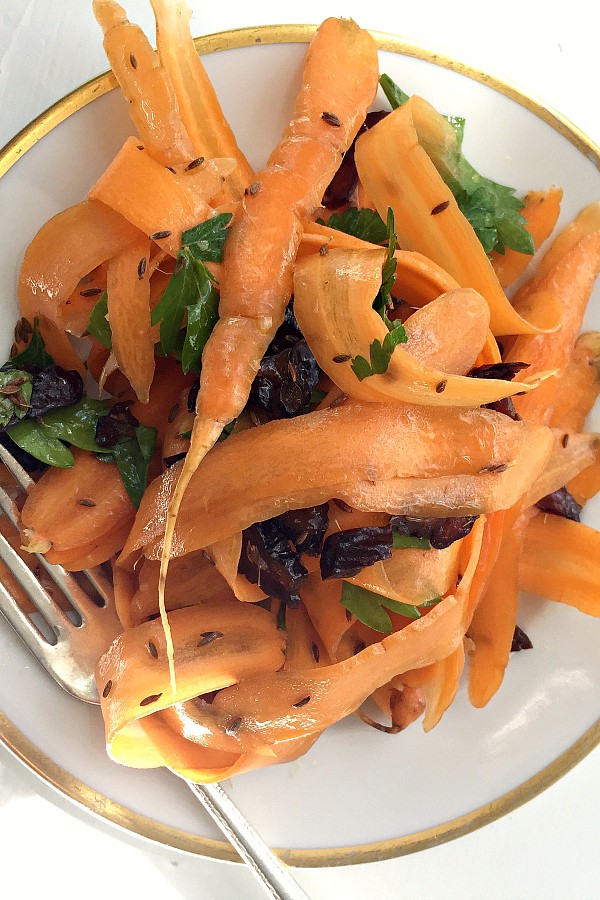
[0, 25, 599, 865]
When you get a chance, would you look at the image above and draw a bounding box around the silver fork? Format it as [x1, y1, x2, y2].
[0, 444, 309, 900]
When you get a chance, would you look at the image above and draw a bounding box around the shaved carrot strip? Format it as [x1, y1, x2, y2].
[491, 187, 563, 287]
[89, 138, 234, 256]
[150, 0, 254, 201]
[467, 507, 534, 708]
[93, 0, 195, 167]
[106, 234, 154, 403]
[508, 230, 600, 423]
[18, 200, 140, 330]
[520, 513, 600, 617]
[354, 99, 561, 336]
[293, 248, 552, 406]
[549, 332, 600, 433]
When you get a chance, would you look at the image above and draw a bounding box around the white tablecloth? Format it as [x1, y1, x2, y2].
[1, 2, 599, 898]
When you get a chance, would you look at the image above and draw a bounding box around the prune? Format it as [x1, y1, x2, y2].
[390, 515, 477, 550]
[275, 504, 329, 556]
[322, 110, 389, 209]
[536, 486, 582, 522]
[511, 625, 533, 652]
[95, 402, 138, 449]
[469, 361, 529, 381]
[187, 378, 199, 413]
[250, 339, 320, 419]
[238, 520, 308, 607]
[320, 526, 393, 580]
[484, 397, 521, 421]
[266, 301, 303, 357]
[29, 365, 84, 417]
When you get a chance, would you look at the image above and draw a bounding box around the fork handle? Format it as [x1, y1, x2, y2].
[178, 777, 310, 900]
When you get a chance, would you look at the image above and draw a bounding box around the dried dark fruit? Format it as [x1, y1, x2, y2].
[265, 301, 303, 356]
[95, 402, 138, 449]
[322, 110, 388, 209]
[469, 361, 529, 381]
[390, 515, 477, 550]
[320, 526, 393, 580]
[28, 365, 84, 418]
[163, 452, 187, 468]
[187, 377, 200, 414]
[484, 396, 521, 421]
[250, 339, 320, 419]
[239, 520, 308, 607]
[0, 431, 47, 472]
[274, 503, 329, 556]
[536, 486, 582, 522]
[511, 625, 533, 652]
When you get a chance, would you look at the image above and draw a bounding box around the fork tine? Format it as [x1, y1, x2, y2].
[0, 530, 72, 636]
[0, 443, 33, 491]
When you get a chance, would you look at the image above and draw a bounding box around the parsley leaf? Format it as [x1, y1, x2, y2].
[320, 208, 388, 244]
[0, 370, 32, 429]
[111, 424, 157, 508]
[86, 292, 112, 349]
[391, 532, 432, 550]
[152, 213, 232, 371]
[9, 318, 53, 369]
[351, 328, 407, 381]
[6, 398, 107, 468]
[379, 73, 533, 257]
[351, 209, 407, 381]
[181, 213, 232, 262]
[341, 581, 421, 634]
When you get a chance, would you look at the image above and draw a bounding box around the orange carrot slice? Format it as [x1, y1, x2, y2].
[20, 451, 135, 556]
[106, 233, 154, 403]
[354, 99, 561, 336]
[491, 187, 563, 287]
[121, 403, 552, 562]
[93, 0, 195, 167]
[150, 0, 254, 201]
[508, 229, 600, 423]
[467, 507, 534, 708]
[96, 602, 286, 767]
[549, 332, 600, 433]
[19, 200, 140, 330]
[520, 513, 600, 616]
[89, 138, 234, 256]
[293, 248, 551, 406]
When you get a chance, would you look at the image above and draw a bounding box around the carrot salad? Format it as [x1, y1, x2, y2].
[3, 0, 600, 782]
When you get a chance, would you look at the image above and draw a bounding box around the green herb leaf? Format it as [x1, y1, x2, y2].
[9, 318, 53, 369]
[111, 424, 157, 508]
[86, 292, 112, 349]
[391, 532, 432, 550]
[379, 73, 410, 109]
[33, 398, 107, 452]
[181, 277, 219, 374]
[341, 581, 421, 634]
[181, 212, 233, 262]
[419, 596, 443, 608]
[0, 370, 32, 428]
[8, 420, 74, 467]
[151, 254, 197, 354]
[351, 326, 407, 381]
[379, 73, 533, 257]
[276, 600, 287, 631]
[321, 207, 388, 244]
[217, 420, 236, 443]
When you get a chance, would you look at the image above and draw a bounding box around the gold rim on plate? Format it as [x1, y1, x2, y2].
[0, 23, 599, 867]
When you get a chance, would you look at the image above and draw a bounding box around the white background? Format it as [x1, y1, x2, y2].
[1, 2, 600, 899]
